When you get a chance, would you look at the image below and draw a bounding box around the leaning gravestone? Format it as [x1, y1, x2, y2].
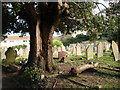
[97, 42, 103, 58]
[112, 41, 120, 61]
[76, 43, 81, 56]
[4, 47, 17, 65]
[86, 45, 93, 60]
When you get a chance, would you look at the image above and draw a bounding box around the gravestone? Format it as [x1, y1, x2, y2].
[23, 47, 29, 55]
[18, 48, 23, 56]
[1, 47, 7, 59]
[58, 47, 62, 52]
[105, 42, 111, 51]
[97, 42, 103, 58]
[61, 44, 66, 51]
[4, 47, 17, 65]
[58, 51, 66, 59]
[72, 44, 77, 55]
[69, 45, 73, 54]
[86, 45, 93, 60]
[81, 43, 86, 53]
[0, 48, 1, 59]
[112, 41, 120, 61]
[53, 47, 58, 58]
[76, 43, 81, 56]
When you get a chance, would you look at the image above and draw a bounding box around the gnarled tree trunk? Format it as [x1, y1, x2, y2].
[23, 2, 69, 72]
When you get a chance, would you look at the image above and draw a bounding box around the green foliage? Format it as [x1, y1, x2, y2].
[58, 2, 96, 34]
[12, 44, 27, 51]
[52, 40, 63, 47]
[63, 34, 90, 46]
[19, 63, 48, 88]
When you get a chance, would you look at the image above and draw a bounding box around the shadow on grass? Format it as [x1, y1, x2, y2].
[101, 67, 120, 72]
[95, 70, 120, 78]
[56, 73, 99, 89]
[56, 73, 89, 88]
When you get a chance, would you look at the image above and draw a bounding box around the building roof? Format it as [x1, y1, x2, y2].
[5, 36, 30, 40]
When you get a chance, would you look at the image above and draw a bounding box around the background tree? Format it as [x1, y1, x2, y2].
[102, 1, 120, 51]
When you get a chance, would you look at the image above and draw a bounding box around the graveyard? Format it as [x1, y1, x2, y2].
[1, 1, 120, 89]
[1, 40, 120, 88]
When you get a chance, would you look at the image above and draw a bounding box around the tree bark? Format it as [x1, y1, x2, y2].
[27, 19, 42, 66]
[21, 2, 70, 72]
[70, 62, 99, 75]
[40, 17, 60, 72]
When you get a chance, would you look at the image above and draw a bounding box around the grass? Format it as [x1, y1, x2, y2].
[101, 84, 120, 88]
[52, 51, 120, 88]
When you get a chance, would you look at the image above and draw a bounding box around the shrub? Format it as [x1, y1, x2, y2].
[52, 40, 63, 47]
[12, 44, 27, 51]
[63, 34, 90, 46]
[19, 63, 48, 88]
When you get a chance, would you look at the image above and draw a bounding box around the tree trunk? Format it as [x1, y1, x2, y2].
[70, 62, 99, 75]
[40, 18, 60, 72]
[27, 19, 42, 66]
[26, 13, 60, 72]
[22, 2, 69, 72]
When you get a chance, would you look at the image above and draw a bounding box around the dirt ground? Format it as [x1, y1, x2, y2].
[1, 61, 120, 89]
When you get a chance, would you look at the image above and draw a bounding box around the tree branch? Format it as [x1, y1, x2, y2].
[93, 2, 108, 10]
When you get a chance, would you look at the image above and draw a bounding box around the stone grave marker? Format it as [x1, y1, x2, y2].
[72, 44, 77, 55]
[4, 47, 17, 65]
[58, 47, 62, 52]
[1, 47, 7, 59]
[106, 42, 111, 51]
[18, 48, 23, 56]
[53, 47, 58, 58]
[112, 41, 120, 61]
[61, 44, 66, 51]
[58, 51, 66, 59]
[97, 42, 103, 58]
[23, 47, 29, 55]
[86, 45, 94, 60]
[76, 43, 81, 56]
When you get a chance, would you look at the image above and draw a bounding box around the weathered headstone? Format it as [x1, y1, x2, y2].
[97, 42, 103, 58]
[23, 47, 29, 55]
[0, 48, 1, 59]
[53, 47, 58, 58]
[112, 41, 120, 61]
[72, 44, 77, 55]
[18, 48, 23, 56]
[1, 47, 7, 59]
[86, 45, 94, 60]
[69, 45, 73, 54]
[4, 47, 17, 65]
[105, 42, 111, 51]
[61, 44, 66, 51]
[58, 47, 62, 52]
[76, 43, 81, 56]
[58, 51, 66, 59]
